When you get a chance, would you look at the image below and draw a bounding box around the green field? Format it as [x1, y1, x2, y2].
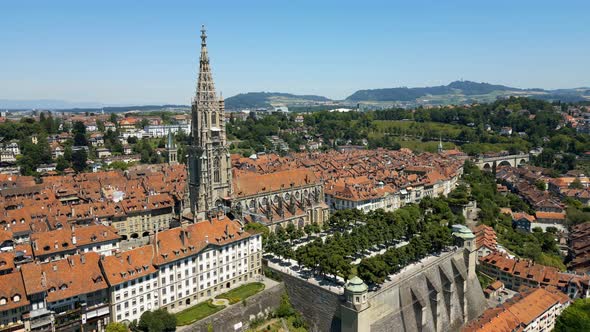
[217, 282, 265, 304]
[369, 120, 468, 139]
[398, 140, 457, 153]
[175, 300, 225, 326]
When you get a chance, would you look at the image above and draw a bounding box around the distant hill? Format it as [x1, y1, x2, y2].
[4, 81, 589, 111]
[224, 92, 331, 110]
[346, 80, 590, 105]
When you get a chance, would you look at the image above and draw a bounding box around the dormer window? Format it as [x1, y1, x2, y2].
[12, 294, 20, 302]
[60, 284, 68, 290]
[44, 246, 50, 251]
[0, 297, 6, 305]
[49, 287, 56, 292]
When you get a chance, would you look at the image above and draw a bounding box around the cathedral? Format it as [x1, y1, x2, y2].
[187, 26, 233, 220]
[187, 26, 329, 228]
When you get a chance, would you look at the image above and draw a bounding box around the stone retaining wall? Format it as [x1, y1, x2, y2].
[268, 269, 343, 332]
[181, 283, 285, 332]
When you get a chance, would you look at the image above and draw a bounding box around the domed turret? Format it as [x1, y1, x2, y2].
[344, 276, 369, 311]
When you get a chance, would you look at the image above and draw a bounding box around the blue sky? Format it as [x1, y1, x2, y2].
[1, 0, 589, 104]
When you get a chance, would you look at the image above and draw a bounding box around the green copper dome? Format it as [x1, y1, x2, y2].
[346, 276, 368, 293]
[452, 224, 476, 240]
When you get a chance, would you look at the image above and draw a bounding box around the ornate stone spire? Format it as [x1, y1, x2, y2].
[187, 25, 233, 220]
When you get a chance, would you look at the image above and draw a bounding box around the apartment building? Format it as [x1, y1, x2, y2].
[0, 272, 29, 332]
[20, 253, 110, 332]
[479, 252, 590, 299]
[101, 246, 158, 323]
[463, 287, 570, 332]
[150, 217, 262, 314]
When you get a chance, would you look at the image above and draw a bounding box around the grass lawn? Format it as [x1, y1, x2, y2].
[398, 140, 457, 153]
[175, 300, 225, 326]
[365, 120, 468, 141]
[217, 282, 265, 304]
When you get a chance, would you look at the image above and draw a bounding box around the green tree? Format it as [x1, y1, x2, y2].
[105, 322, 128, 332]
[72, 149, 88, 172]
[72, 121, 88, 146]
[140, 118, 150, 128]
[96, 120, 105, 132]
[138, 309, 176, 332]
[55, 156, 69, 172]
[569, 178, 584, 189]
[554, 298, 590, 332]
[535, 180, 546, 191]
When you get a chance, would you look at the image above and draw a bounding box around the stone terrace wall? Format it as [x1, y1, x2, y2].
[182, 283, 285, 332]
[367, 250, 487, 332]
[266, 249, 486, 332]
[270, 269, 343, 332]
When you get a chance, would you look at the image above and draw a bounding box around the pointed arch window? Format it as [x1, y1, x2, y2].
[212, 112, 217, 126]
[213, 157, 221, 183]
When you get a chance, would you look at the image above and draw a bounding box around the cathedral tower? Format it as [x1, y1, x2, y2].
[187, 26, 233, 220]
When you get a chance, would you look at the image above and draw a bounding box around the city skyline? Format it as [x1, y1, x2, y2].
[1, 0, 589, 105]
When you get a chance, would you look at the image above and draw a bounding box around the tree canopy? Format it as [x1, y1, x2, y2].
[554, 298, 590, 332]
[137, 309, 176, 332]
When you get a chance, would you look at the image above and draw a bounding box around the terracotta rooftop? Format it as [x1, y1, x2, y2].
[233, 168, 318, 197]
[462, 288, 570, 332]
[0, 271, 30, 310]
[481, 252, 590, 290]
[20, 252, 107, 302]
[101, 246, 157, 286]
[152, 217, 257, 266]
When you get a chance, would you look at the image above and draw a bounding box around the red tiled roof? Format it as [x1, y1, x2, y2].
[152, 217, 257, 266]
[20, 252, 107, 302]
[101, 246, 157, 286]
[535, 211, 566, 220]
[462, 288, 570, 332]
[0, 271, 30, 310]
[233, 168, 318, 197]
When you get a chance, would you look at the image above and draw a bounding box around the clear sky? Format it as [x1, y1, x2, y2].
[1, 0, 589, 105]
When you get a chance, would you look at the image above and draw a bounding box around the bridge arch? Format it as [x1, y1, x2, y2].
[498, 160, 512, 167]
[483, 163, 492, 170]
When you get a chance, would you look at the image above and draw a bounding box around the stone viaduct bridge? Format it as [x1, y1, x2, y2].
[473, 153, 529, 170]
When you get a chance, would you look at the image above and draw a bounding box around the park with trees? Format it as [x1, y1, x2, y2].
[264, 196, 461, 286]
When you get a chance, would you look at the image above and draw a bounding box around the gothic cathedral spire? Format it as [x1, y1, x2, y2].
[187, 25, 233, 220]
